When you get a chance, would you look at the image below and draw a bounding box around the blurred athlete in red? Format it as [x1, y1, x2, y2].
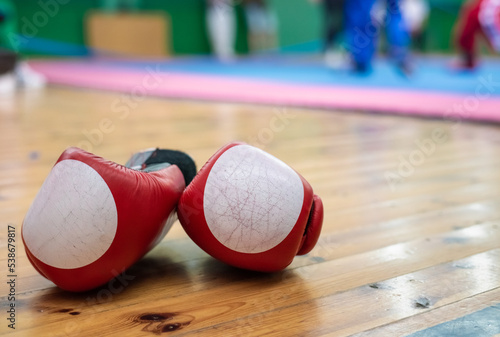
[455, 0, 500, 69]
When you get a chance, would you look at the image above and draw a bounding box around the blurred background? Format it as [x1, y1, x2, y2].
[1, 0, 499, 121]
[1, 0, 469, 58]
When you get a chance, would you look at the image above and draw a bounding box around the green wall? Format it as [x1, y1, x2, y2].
[15, 1, 92, 54]
[12, 0, 465, 57]
[425, 0, 465, 52]
[270, 0, 322, 52]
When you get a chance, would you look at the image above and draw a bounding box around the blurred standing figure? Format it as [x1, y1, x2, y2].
[343, 0, 377, 73]
[0, 0, 45, 91]
[322, 0, 345, 52]
[0, 49, 16, 94]
[385, 0, 412, 73]
[343, 0, 411, 74]
[310, 0, 346, 68]
[243, 0, 278, 53]
[400, 0, 429, 51]
[481, 0, 500, 51]
[0, 0, 17, 93]
[455, 0, 500, 69]
[206, 0, 236, 61]
[372, 0, 412, 75]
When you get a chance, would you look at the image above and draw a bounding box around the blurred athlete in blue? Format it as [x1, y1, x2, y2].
[344, 0, 411, 74]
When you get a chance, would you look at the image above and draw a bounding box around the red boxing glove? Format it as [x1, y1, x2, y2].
[177, 142, 324, 272]
[22, 147, 195, 292]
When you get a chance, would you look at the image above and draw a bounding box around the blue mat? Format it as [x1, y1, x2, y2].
[89, 54, 500, 97]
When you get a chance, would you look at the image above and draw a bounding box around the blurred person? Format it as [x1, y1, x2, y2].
[206, 0, 237, 61]
[0, 49, 16, 94]
[386, 0, 412, 73]
[310, 0, 347, 68]
[243, 0, 278, 53]
[0, 0, 46, 89]
[481, 0, 500, 52]
[371, 0, 412, 74]
[0, 0, 16, 93]
[400, 0, 429, 51]
[343, 0, 377, 73]
[454, 0, 500, 70]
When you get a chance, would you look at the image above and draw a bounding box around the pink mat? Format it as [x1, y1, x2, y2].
[29, 61, 500, 123]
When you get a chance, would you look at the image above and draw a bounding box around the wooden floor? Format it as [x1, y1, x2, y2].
[1, 86, 500, 336]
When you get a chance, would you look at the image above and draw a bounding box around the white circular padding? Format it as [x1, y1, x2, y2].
[23, 160, 118, 269]
[203, 145, 304, 254]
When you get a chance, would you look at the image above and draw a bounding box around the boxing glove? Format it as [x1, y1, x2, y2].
[177, 142, 323, 272]
[22, 147, 196, 292]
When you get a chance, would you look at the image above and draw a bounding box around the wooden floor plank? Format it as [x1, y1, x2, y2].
[353, 288, 500, 337]
[10, 248, 495, 337]
[3, 221, 499, 335]
[1, 87, 499, 336]
[181, 249, 500, 337]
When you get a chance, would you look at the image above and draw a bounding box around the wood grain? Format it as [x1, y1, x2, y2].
[0, 87, 499, 336]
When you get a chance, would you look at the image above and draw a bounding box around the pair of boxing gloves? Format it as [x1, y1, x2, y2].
[22, 142, 323, 292]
